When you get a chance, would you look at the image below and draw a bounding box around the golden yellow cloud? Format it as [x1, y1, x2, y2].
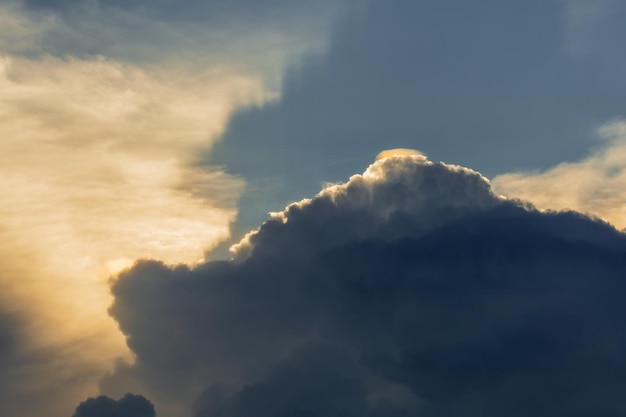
[375, 148, 425, 160]
[493, 120, 626, 231]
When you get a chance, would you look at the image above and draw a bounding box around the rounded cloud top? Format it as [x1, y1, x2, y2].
[232, 153, 501, 260]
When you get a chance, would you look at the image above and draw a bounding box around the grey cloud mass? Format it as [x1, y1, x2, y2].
[0, 310, 21, 388]
[0, 312, 16, 360]
[100, 155, 626, 416]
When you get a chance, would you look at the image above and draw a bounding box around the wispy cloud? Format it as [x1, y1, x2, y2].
[562, 0, 622, 54]
[493, 119, 626, 230]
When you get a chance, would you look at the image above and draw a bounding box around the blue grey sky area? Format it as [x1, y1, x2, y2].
[206, 0, 626, 238]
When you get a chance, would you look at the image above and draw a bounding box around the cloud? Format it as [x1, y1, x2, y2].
[100, 154, 626, 416]
[72, 393, 155, 417]
[0, 309, 21, 381]
[376, 148, 424, 161]
[492, 119, 626, 230]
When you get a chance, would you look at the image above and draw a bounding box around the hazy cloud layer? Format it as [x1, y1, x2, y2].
[103, 155, 626, 416]
[493, 119, 626, 230]
[563, 0, 626, 54]
[7, 0, 356, 86]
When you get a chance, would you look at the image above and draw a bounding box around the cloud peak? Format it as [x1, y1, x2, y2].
[231, 154, 500, 260]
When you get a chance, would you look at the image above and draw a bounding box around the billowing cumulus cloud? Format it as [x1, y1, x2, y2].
[493, 119, 626, 230]
[101, 155, 626, 416]
[72, 393, 155, 417]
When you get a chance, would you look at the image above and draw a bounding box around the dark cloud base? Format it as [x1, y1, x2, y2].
[72, 393, 155, 417]
[92, 156, 626, 416]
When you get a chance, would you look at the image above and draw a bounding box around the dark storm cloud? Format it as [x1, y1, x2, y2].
[0, 308, 31, 416]
[206, 0, 626, 236]
[102, 155, 626, 416]
[0, 309, 19, 369]
[72, 393, 155, 417]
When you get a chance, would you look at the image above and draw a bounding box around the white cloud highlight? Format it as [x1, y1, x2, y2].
[232, 154, 500, 260]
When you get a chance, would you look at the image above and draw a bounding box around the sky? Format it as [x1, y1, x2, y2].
[1, 1, 626, 416]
